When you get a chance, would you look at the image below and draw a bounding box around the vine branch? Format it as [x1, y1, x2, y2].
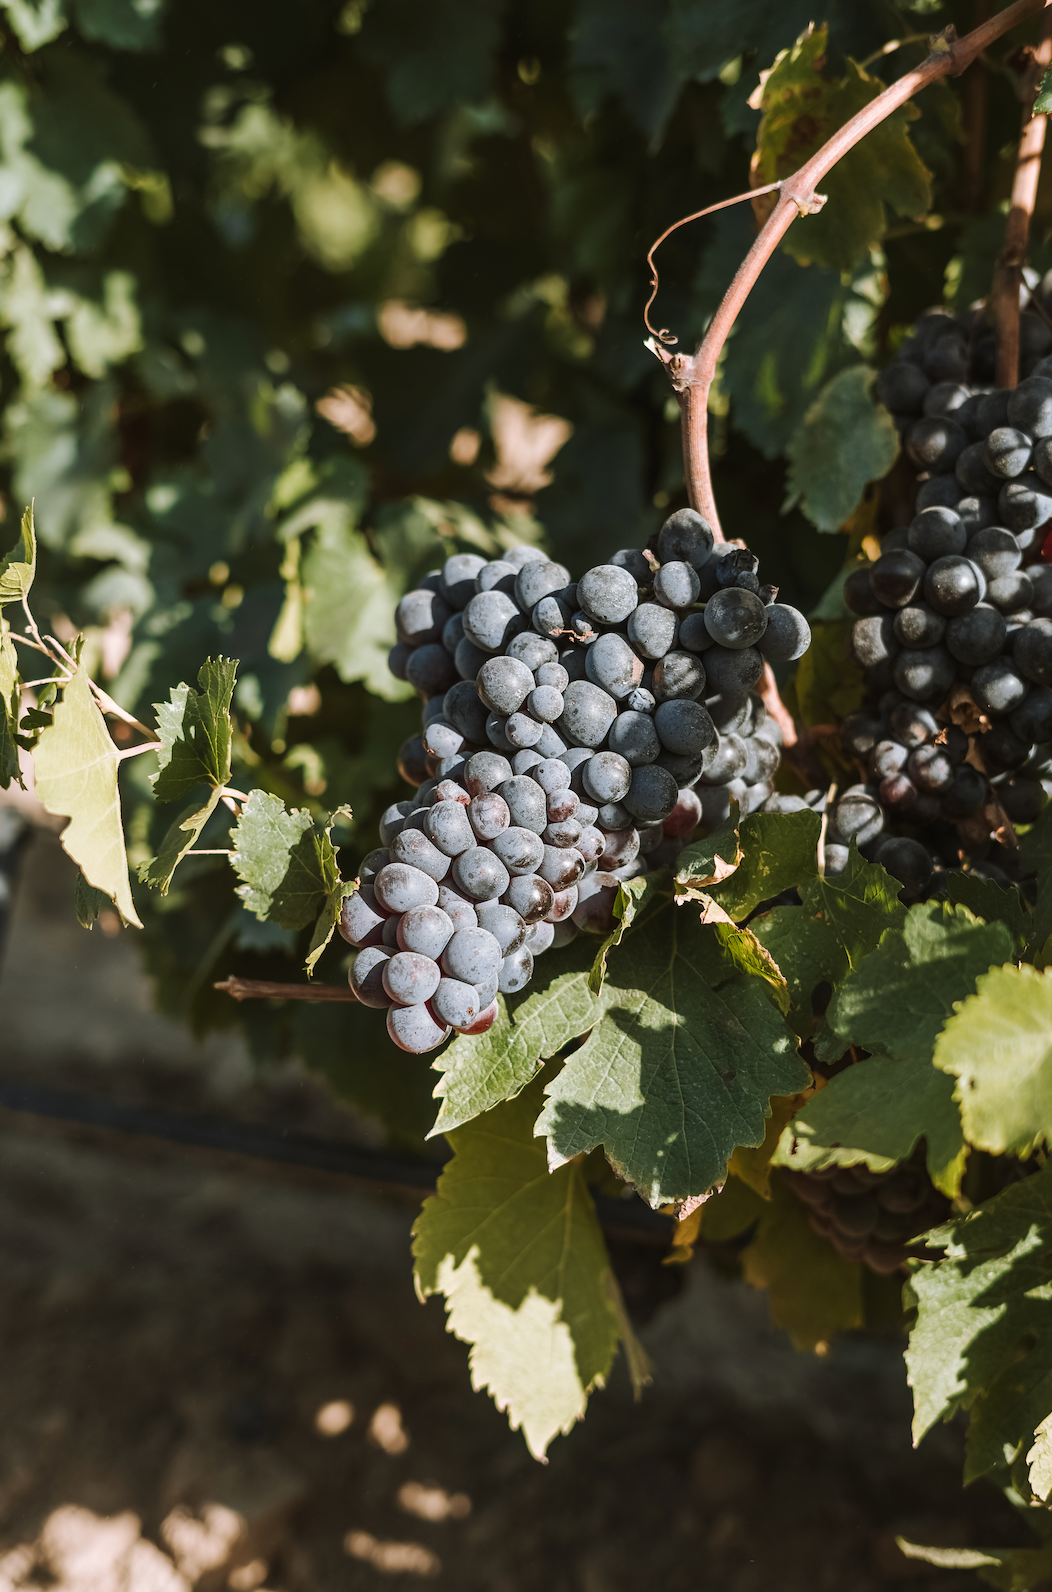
[216, 976, 357, 1003]
[992, 12, 1052, 388]
[646, 0, 1052, 537]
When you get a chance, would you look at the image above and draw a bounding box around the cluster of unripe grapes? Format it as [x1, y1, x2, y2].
[829, 307, 1052, 898]
[780, 1152, 950, 1274]
[338, 511, 811, 1052]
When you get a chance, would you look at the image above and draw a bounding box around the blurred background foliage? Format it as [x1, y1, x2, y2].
[1, 0, 1044, 1139]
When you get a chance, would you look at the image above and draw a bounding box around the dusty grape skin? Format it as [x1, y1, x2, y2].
[373, 864, 440, 914]
[462, 590, 528, 653]
[557, 680, 618, 748]
[585, 633, 645, 699]
[528, 685, 564, 722]
[425, 799, 476, 857]
[497, 775, 549, 834]
[607, 709, 660, 766]
[464, 751, 513, 795]
[545, 787, 579, 823]
[702, 587, 768, 650]
[476, 654, 535, 716]
[358, 848, 389, 881]
[382, 951, 442, 1005]
[381, 914, 401, 948]
[502, 873, 555, 923]
[653, 560, 701, 611]
[545, 818, 583, 849]
[456, 999, 499, 1036]
[339, 884, 386, 947]
[396, 904, 456, 959]
[490, 826, 546, 876]
[597, 827, 640, 869]
[545, 885, 580, 923]
[624, 762, 679, 823]
[582, 750, 632, 803]
[498, 945, 535, 993]
[441, 926, 504, 984]
[396, 587, 451, 646]
[349, 946, 394, 1007]
[577, 826, 607, 863]
[663, 788, 703, 837]
[452, 846, 512, 902]
[430, 977, 482, 1032]
[386, 1003, 452, 1054]
[539, 845, 585, 889]
[467, 791, 511, 840]
[474, 901, 527, 953]
[505, 711, 544, 749]
[436, 884, 479, 931]
[389, 827, 452, 882]
[652, 650, 706, 702]
[576, 563, 639, 624]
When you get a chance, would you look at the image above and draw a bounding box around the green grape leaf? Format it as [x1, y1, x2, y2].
[138, 786, 223, 895]
[360, 0, 503, 126]
[0, 0, 68, 50]
[700, 1172, 863, 1351]
[73, 868, 109, 928]
[674, 805, 741, 894]
[0, 629, 23, 789]
[773, 1052, 967, 1196]
[150, 657, 235, 803]
[588, 870, 671, 996]
[895, 1538, 1052, 1592]
[708, 808, 820, 921]
[413, 1079, 627, 1460]
[0, 503, 36, 606]
[784, 366, 900, 532]
[826, 901, 1014, 1068]
[74, 0, 167, 52]
[905, 1163, 1052, 1484]
[32, 668, 142, 928]
[935, 964, 1052, 1161]
[944, 871, 1031, 951]
[535, 901, 809, 1209]
[430, 934, 599, 1136]
[752, 25, 931, 273]
[752, 844, 906, 1028]
[298, 501, 410, 701]
[231, 790, 349, 974]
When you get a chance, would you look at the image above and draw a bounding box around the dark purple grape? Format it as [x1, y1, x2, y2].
[582, 751, 632, 803]
[398, 734, 430, 786]
[983, 427, 1033, 479]
[844, 567, 883, 617]
[389, 641, 412, 681]
[998, 777, 1044, 823]
[870, 550, 925, 608]
[909, 507, 966, 562]
[531, 591, 574, 639]
[474, 900, 527, 954]
[607, 709, 660, 765]
[705, 734, 748, 784]
[440, 926, 503, 984]
[557, 680, 618, 747]
[956, 442, 1000, 497]
[627, 602, 678, 659]
[893, 646, 955, 702]
[652, 650, 707, 701]
[396, 588, 451, 646]
[609, 548, 652, 583]
[515, 559, 571, 611]
[430, 977, 482, 1032]
[396, 905, 456, 959]
[1013, 617, 1052, 685]
[442, 553, 487, 609]
[539, 845, 585, 889]
[506, 631, 559, 671]
[390, 828, 452, 882]
[624, 763, 678, 823]
[999, 474, 1052, 532]
[971, 659, 1029, 716]
[654, 561, 702, 611]
[923, 556, 986, 616]
[387, 1004, 451, 1053]
[502, 873, 554, 923]
[988, 571, 1034, 613]
[906, 416, 967, 472]
[576, 564, 640, 624]
[870, 740, 908, 779]
[463, 590, 527, 653]
[829, 787, 883, 846]
[383, 951, 442, 1005]
[505, 713, 543, 749]
[654, 698, 717, 757]
[528, 685, 564, 722]
[425, 800, 476, 857]
[916, 476, 961, 512]
[941, 764, 986, 817]
[965, 528, 1022, 582]
[876, 361, 929, 414]
[465, 751, 513, 795]
[657, 508, 715, 569]
[498, 945, 535, 994]
[496, 775, 547, 834]
[702, 646, 763, 696]
[983, 723, 1030, 771]
[476, 655, 534, 716]
[1010, 684, 1052, 742]
[350, 946, 394, 1006]
[436, 885, 479, 931]
[944, 604, 1007, 666]
[374, 863, 441, 914]
[468, 792, 511, 840]
[907, 745, 953, 790]
[1007, 376, 1052, 437]
[489, 826, 545, 877]
[893, 604, 945, 648]
[703, 587, 768, 649]
[585, 633, 645, 699]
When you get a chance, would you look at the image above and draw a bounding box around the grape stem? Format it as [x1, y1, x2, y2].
[646, 0, 1052, 538]
[992, 11, 1052, 388]
[215, 976, 357, 1002]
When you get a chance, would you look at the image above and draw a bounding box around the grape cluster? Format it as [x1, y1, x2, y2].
[338, 511, 812, 1052]
[834, 364, 1052, 894]
[780, 1153, 950, 1274]
[874, 300, 1052, 432]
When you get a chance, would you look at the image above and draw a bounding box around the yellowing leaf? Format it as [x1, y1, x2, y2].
[33, 669, 141, 928]
[0, 502, 36, 606]
[413, 1080, 626, 1460]
[935, 963, 1052, 1161]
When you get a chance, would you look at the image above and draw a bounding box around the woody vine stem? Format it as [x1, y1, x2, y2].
[646, 0, 1052, 541]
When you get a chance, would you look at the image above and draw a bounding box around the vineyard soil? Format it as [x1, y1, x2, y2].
[0, 830, 1033, 1592]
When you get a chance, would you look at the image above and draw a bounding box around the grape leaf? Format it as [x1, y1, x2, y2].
[772, 1052, 967, 1197]
[1035, 63, 1052, 118]
[0, 629, 23, 789]
[785, 366, 900, 533]
[935, 964, 1052, 1161]
[429, 933, 599, 1136]
[826, 901, 1014, 1069]
[413, 1078, 627, 1460]
[700, 1172, 863, 1351]
[0, 0, 68, 51]
[74, 868, 109, 928]
[749, 844, 903, 1032]
[0, 503, 36, 606]
[790, 617, 864, 733]
[299, 506, 408, 701]
[895, 1538, 1052, 1592]
[231, 790, 350, 974]
[674, 803, 741, 894]
[535, 901, 809, 1209]
[150, 657, 236, 802]
[944, 871, 1031, 951]
[751, 25, 931, 273]
[707, 807, 821, 921]
[905, 1163, 1052, 1484]
[32, 668, 142, 927]
[588, 870, 671, 996]
[139, 787, 223, 895]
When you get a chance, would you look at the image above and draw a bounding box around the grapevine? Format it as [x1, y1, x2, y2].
[7, 2, 1052, 1574]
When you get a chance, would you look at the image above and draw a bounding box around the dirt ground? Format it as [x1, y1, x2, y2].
[0, 830, 1037, 1592]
